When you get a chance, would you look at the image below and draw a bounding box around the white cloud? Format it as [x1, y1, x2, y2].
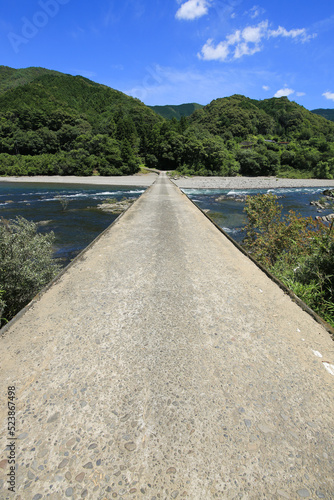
[263, 85, 270, 91]
[296, 92, 306, 97]
[242, 21, 268, 43]
[323, 91, 334, 101]
[234, 41, 261, 59]
[198, 39, 230, 62]
[176, 0, 210, 20]
[246, 5, 266, 19]
[274, 87, 295, 98]
[198, 20, 316, 62]
[269, 26, 316, 42]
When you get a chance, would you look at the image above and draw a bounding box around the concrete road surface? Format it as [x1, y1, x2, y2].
[0, 172, 333, 500]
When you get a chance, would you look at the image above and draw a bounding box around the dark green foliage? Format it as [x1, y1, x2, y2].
[149, 103, 204, 120]
[179, 94, 334, 177]
[0, 67, 163, 176]
[0, 66, 63, 95]
[243, 195, 334, 327]
[312, 109, 334, 122]
[0, 217, 61, 326]
[294, 232, 334, 324]
[1, 67, 334, 178]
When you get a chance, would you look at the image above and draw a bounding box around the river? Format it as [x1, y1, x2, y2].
[0, 182, 332, 265]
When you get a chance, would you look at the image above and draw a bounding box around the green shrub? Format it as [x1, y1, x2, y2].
[0, 217, 61, 327]
[243, 194, 334, 327]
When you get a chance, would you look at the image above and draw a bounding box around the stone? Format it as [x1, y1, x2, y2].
[47, 412, 60, 423]
[277, 490, 290, 499]
[66, 438, 76, 448]
[166, 467, 176, 474]
[28, 470, 35, 480]
[258, 424, 274, 434]
[75, 472, 85, 482]
[297, 489, 310, 498]
[17, 432, 28, 440]
[37, 449, 48, 458]
[58, 458, 69, 469]
[97, 198, 135, 213]
[124, 442, 136, 451]
[83, 462, 93, 469]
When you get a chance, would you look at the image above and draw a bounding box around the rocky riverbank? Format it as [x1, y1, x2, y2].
[171, 175, 334, 190]
[96, 198, 135, 213]
[2, 173, 334, 190]
[311, 189, 334, 221]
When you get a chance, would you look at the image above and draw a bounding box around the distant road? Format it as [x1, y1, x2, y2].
[0, 172, 333, 499]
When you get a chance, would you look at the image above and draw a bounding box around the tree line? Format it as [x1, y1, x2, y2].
[0, 72, 334, 178]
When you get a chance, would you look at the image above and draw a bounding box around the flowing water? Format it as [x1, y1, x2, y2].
[0, 182, 146, 265]
[0, 182, 333, 267]
[182, 186, 334, 242]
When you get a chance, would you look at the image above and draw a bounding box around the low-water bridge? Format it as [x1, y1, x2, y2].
[0, 173, 333, 499]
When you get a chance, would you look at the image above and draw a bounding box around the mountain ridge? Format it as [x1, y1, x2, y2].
[0, 66, 334, 179]
[148, 103, 204, 120]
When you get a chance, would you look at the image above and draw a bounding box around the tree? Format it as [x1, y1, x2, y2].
[314, 159, 334, 179]
[0, 217, 61, 326]
[243, 193, 325, 267]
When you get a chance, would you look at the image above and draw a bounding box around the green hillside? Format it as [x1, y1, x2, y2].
[0, 67, 334, 179]
[145, 94, 334, 177]
[189, 94, 334, 140]
[0, 66, 63, 95]
[312, 108, 334, 122]
[0, 67, 163, 176]
[149, 103, 204, 120]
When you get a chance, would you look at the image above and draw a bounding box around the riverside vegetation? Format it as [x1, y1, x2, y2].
[0, 217, 61, 327]
[1, 66, 334, 178]
[243, 194, 334, 328]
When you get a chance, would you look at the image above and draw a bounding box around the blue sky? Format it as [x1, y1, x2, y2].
[1, 0, 334, 109]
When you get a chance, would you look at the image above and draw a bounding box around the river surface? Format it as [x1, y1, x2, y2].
[0, 182, 332, 265]
[183, 186, 334, 242]
[0, 182, 146, 265]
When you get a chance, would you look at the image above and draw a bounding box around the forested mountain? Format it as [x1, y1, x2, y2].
[0, 67, 163, 176]
[145, 94, 334, 177]
[148, 103, 203, 120]
[0, 67, 334, 178]
[312, 108, 334, 122]
[0, 66, 63, 95]
[189, 95, 334, 139]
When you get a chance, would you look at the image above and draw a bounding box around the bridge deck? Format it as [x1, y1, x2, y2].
[0, 173, 333, 499]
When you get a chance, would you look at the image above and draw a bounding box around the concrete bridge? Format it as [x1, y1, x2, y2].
[0, 173, 333, 499]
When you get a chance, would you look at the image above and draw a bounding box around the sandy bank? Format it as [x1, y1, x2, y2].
[1, 173, 334, 190]
[172, 176, 334, 190]
[0, 173, 158, 187]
